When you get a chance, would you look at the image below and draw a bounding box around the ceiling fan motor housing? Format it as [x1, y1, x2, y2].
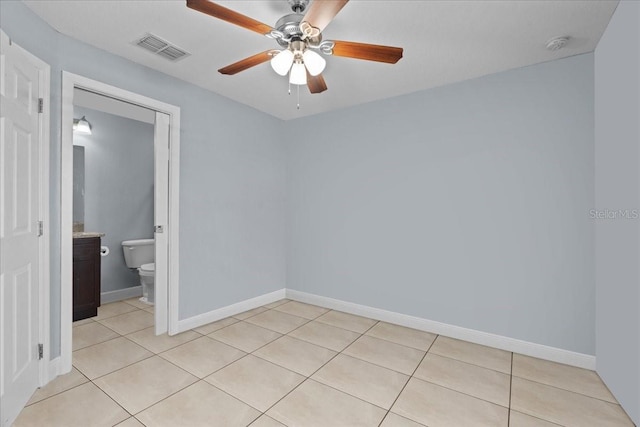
[274, 13, 321, 47]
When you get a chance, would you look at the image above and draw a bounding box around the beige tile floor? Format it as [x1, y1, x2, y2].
[15, 298, 635, 427]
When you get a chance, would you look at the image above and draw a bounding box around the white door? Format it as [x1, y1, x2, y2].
[153, 112, 169, 335]
[0, 33, 46, 426]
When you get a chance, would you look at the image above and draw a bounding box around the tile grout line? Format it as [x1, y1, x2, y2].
[143, 306, 447, 424]
[126, 328, 205, 354]
[79, 306, 151, 338]
[157, 306, 321, 383]
[134, 304, 611, 421]
[278, 328, 356, 353]
[426, 349, 511, 375]
[112, 376, 197, 420]
[271, 301, 332, 320]
[74, 315, 162, 381]
[400, 335, 616, 406]
[377, 334, 438, 427]
[400, 374, 513, 411]
[24, 379, 89, 408]
[192, 318, 240, 335]
[72, 333, 122, 352]
[79, 344, 153, 382]
[338, 347, 425, 378]
[232, 306, 271, 321]
[73, 315, 142, 423]
[91, 302, 141, 321]
[192, 314, 322, 423]
[245, 312, 315, 330]
[93, 379, 134, 421]
[255, 315, 382, 422]
[34, 303, 360, 424]
[363, 334, 436, 353]
[44, 300, 626, 427]
[81, 315, 216, 422]
[154, 305, 319, 385]
[193, 379, 264, 424]
[230, 309, 342, 383]
[95, 310, 156, 336]
[65, 307, 152, 420]
[511, 375, 626, 406]
[74, 341, 157, 381]
[199, 312, 418, 376]
[510, 410, 565, 427]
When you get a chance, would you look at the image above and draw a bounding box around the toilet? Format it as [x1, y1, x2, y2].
[121, 238, 155, 305]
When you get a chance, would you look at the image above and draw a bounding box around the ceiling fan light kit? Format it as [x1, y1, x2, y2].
[290, 62, 308, 85]
[186, 0, 403, 106]
[271, 49, 295, 75]
[302, 50, 326, 76]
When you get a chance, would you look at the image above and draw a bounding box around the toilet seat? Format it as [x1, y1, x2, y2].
[139, 263, 155, 274]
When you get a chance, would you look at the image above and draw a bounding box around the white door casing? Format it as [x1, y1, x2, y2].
[60, 72, 180, 373]
[154, 112, 169, 335]
[0, 31, 50, 427]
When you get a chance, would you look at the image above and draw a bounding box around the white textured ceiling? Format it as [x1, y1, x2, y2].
[24, 0, 617, 120]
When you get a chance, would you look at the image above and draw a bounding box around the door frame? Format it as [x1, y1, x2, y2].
[0, 28, 50, 415]
[60, 72, 180, 373]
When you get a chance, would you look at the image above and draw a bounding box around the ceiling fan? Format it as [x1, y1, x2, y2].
[186, 0, 403, 95]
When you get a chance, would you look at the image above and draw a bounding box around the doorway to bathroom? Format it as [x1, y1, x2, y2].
[60, 72, 180, 373]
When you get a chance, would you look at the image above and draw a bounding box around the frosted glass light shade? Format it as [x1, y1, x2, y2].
[73, 116, 92, 135]
[270, 50, 294, 76]
[302, 50, 326, 76]
[289, 62, 307, 85]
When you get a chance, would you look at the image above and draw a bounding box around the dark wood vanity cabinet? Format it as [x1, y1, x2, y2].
[73, 237, 101, 321]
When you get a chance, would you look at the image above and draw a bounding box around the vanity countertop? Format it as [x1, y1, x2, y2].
[73, 232, 105, 239]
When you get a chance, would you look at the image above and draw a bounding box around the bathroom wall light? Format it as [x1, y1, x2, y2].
[73, 116, 92, 135]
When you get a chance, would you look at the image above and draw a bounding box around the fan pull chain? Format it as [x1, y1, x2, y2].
[297, 85, 300, 110]
[288, 81, 291, 96]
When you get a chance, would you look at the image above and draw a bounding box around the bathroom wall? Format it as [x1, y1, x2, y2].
[73, 106, 155, 294]
[595, 0, 640, 423]
[72, 146, 85, 224]
[0, 1, 287, 358]
[286, 53, 596, 355]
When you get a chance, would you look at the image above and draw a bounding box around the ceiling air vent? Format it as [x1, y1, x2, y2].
[135, 33, 190, 62]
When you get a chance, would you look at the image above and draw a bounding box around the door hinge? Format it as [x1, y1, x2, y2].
[38, 220, 44, 237]
[38, 344, 44, 360]
[38, 98, 43, 114]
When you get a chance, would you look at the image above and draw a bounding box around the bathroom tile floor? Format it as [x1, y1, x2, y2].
[15, 299, 634, 427]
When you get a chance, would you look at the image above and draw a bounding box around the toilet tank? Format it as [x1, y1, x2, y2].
[121, 239, 154, 268]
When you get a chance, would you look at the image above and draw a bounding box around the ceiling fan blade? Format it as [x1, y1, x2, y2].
[302, 0, 349, 33]
[307, 72, 328, 94]
[331, 40, 403, 64]
[218, 50, 273, 75]
[186, 0, 274, 36]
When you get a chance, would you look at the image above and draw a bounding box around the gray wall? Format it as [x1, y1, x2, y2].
[595, 1, 639, 424]
[0, 1, 287, 357]
[72, 146, 84, 224]
[286, 53, 596, 355]
[73, 107, 155, 293]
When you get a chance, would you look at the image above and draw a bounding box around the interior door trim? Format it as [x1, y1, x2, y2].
[60, 72, 181, 373]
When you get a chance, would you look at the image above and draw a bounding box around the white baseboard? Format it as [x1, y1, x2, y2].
[285, 289, 596, 370]
[101, 286, 142, 304]
[175, 288, 287, 334]
[171, 287, 595, 369]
